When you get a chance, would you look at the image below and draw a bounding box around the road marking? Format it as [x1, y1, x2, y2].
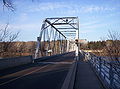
[38, 62, 74, 64]
[0, 65, 49, 86]
[0, 66, 43, 79]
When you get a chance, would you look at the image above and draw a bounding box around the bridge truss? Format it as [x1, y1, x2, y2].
[35, 17, 79, 58]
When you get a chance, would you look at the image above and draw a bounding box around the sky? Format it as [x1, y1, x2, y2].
[0, 0, 120, 41]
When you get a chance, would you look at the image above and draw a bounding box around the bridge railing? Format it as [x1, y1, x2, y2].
[88, 54, 120, 89]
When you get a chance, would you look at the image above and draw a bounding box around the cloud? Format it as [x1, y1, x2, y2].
[0, 22, 40, 31]
[19, 13, 28, 22]
[80, 20, 107, 30]
[84, 23, 106, 29]
[8, 23, 40, 31]
[80, 29, 94, 34]
[27, 2, 116, 14]
[80, 6, 115, 13]
[81, 21, 99, 27]
[28, 2, 69, 12]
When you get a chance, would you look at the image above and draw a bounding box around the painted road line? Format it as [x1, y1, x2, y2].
[0, 66, 44, 79]
[0, 65, 49, 86]
[37, 62, 74, 64]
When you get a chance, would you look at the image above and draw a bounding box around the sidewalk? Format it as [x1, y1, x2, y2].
[74, 59, 105, 89]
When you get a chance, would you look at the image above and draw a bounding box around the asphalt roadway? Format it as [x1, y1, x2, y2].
[0, 52, 75, 89]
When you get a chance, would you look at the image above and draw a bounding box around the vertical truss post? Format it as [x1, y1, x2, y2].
[75, 17, 79, 60]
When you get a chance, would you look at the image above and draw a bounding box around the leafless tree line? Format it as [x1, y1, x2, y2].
[102, 31, 120, 63]
[0, 24, 19, 42]
[98, 31, 120, 75]
[88, 31, 120, 63]
[0, 24, 19, 57]
[0, 24, 36, 58]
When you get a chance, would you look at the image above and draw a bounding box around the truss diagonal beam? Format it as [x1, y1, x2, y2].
[45, 19, 66, 38]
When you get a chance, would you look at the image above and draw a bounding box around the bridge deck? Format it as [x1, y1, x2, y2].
[0, 52, 74, 89]
[0, 52, 107, 89]
[74, 58, 105, 89]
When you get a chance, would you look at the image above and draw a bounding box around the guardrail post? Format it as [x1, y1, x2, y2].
[93, 56, 95, 64]
[99, 57, 102, 76]
[94, 57, 97, 69]
[109, 62, 113, 88]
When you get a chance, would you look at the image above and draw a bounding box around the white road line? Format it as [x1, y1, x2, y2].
[38, 62, 74, 64]
[0, 65, 49, 86]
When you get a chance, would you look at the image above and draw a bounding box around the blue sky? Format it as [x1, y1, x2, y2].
[0, 0, 120, 41]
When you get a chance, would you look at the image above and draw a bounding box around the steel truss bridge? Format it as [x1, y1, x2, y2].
[35, 17, 79, 58]
[34, 17, 120, 89]
[0, 17, 119, 89]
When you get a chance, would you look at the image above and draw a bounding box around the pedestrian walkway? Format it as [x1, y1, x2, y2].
[74, 59, 106, 89]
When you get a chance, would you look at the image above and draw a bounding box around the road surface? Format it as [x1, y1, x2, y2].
[0, 52, 75, 89]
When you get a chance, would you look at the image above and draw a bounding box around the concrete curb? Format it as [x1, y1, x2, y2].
[61, 61, 77, 89]
[0, 56, 33, 70]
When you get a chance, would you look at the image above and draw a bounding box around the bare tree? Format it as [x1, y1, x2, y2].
[2, 0, 36, 11]
[2, 0, 15, 11]
[0, 24, 19, 42]
[0, 23, 19, 58]
[102, 31, 120, 64]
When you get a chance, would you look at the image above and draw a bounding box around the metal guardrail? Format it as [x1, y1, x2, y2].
[88, 55, 120, 89]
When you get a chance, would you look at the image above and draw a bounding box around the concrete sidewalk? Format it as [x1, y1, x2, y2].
[74, 59, 105, 89]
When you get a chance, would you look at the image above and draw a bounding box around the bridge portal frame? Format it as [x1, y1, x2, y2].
[35, 17, 79, 59]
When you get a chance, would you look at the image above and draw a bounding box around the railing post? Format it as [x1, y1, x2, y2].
[95, 56, 97, 69]
[92, 56, 95, 67]
[109, 62, 114, 88]
[99, 57, 102, 76]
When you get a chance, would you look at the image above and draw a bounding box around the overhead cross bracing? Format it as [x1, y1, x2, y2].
[35, 17, 79, 58]
[45, 17, 79, 39]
